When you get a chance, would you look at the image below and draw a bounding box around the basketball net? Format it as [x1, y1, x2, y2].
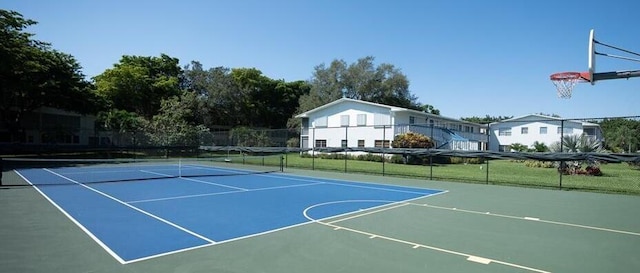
[550, 72, 589, 99]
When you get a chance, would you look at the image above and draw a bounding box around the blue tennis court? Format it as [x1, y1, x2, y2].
[15, 162, 444, 264]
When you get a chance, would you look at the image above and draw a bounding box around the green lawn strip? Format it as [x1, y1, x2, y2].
[273, 154, 639, 195]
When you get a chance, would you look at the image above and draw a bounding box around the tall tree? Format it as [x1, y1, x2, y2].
[1, 10, 97, 142]
[599, 118, 640, 152]
[93, 54, 182, 118]
[146, 92, 208, 147]
[342, 57, 418, 109]
[290, 56, 422, 129]
[419, 104, 440, 115]
[183, 63, 309, 129]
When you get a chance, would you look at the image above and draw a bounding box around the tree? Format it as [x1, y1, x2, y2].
[531, 141, 549, 152]
[1, 10, 97, 142]
[182, 63, 309, 129]
[419, 104, 440, 115]
[599, 118, 640, 152]
[231, 68, 309, 128]
[229, 127, 272, 147]
[509, 143, 528, 152]
[460, 115, 513, 124]
[289, 56, 421, 129]
[94, 54, 182, 119]
[96, 109, 145, 146]
[145, 92, 208, 147]
[295, 60, 347, 116]
[551, 133, 604, 175]
[183, 64, 239, 127]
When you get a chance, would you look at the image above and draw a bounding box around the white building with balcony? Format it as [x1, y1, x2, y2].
[488, 114, 603, 151]
[295, 98, 487, 151]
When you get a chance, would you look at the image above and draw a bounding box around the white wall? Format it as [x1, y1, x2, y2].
[489, 119, 584, 151]
[306, 101, 394, 148]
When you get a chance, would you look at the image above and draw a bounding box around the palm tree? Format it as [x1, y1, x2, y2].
[554, 133, 603, 174]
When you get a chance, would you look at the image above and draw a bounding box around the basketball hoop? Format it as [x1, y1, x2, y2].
[550, 72, 590, 99]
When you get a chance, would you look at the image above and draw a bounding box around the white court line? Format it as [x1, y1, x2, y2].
[415, 203, 640, 237]
[187, 163, 449, 196]
[127, 190, 245, 204]
[328, 203, 410, 224]
[262, 171, 449, 195]
[42, 169, 217, 258]
[14, 170, 127, 264]
[302, 199, 550, 273]
[139, 169, 174, 178]
[180, 177, 248, 191]
[128, 181, 325, 203]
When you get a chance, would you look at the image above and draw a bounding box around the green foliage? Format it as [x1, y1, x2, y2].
[290, 56, 423, 129]
[509, 143, 528, 152]
[1, 10, 97, 141]
[145, 92, 208, 147]
[356, 153, 385, 162]
[418, 104, 440, 115]
[536, 112, 561, 118]
[560, 134, 603, 153]
[230, 127, 272, 147]
[286, 137, 299, 148]
[389, 155, 405, 164]
[551, 133, 604, 176]
[460, 115, 513, 124]
[599, 118, 640, 153]
[531, 141, 549, 152]
[449, 157, 485, 164]
[524, 160, 554, 168]
[390, 132, 434, 165]
[391, 132, 435, 148]
[183, 62, 309, 129]
[94, 54, 182, 118]
[97, 109, 143, 133]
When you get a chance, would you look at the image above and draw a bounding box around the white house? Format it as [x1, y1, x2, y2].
[295, 98, 488, 151]
[488, 114, 603, 151]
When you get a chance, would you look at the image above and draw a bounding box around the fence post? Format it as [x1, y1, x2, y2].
[344, 126, 348, 173]
[559, 119, 564, 189]
[430, 124, 434, 180]
[382, 125, 386, 176]
[485, 128, 490, 184]
[312, 127, 315, 170]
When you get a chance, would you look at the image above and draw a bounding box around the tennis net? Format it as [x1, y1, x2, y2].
[1, 154, 284, 187]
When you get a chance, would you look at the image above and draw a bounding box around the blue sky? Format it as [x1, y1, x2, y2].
[6, 0, 639, 120]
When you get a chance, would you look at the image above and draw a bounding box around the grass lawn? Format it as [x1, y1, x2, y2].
[234, 153, 640, 195]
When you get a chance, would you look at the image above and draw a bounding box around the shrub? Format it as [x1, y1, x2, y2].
[286, 137, 299, 148]
[356, 154, 385, 162]
[585, 166, 603, 176]
[450, 157, 485, 164]
[524, 160, 555, 168]
[391, 132, 434, 148]
[389, 155, 405, 164]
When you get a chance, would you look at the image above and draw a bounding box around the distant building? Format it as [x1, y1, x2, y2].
[488, 114, 603, 151]
[295, 98, 488, 151]
[0, 107, 97, 145]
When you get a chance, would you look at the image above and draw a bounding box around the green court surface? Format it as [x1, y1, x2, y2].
[1, 168, 639, 273]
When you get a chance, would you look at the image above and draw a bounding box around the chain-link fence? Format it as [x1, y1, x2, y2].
[2, 116, 639, 194]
